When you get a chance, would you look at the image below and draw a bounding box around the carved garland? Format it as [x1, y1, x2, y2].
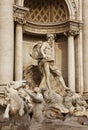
[70, 0, 77, 15]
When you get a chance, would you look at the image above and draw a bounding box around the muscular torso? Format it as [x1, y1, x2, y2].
[41, 42, 54, 61]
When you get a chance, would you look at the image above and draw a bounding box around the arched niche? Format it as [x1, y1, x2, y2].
[24, 0, 77, 22]
[24, 0, 69, 24]
[19, 0, 79, 87]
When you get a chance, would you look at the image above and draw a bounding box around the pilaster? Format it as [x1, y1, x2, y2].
[0, 0, 14, 84]
[83, 0, 88, 94]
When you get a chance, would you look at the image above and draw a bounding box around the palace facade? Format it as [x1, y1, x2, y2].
[0, 0, 88, 96]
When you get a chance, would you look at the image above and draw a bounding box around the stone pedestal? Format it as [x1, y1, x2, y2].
[0, 0, 14, 84]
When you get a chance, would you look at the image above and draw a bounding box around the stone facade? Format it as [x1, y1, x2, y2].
[0, 0, 88, 96]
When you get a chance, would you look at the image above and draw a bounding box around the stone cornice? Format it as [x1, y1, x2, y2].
[23, 20, 83, 35]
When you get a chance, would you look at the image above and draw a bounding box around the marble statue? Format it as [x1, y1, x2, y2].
[30, 34, 69, 97]
[41, 88, 69, 119]
[3, 81, 26, 119]
[24, 87, 45, 123]
[64, 89, 88, 117]
[0, 80, 32, 119]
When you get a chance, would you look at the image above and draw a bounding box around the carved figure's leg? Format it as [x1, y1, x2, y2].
[3, 104, 10, 119]
[39, 75, 46, 88]
[43, 62, 51, 89]
[19, 101, 25, 116]
[59, 76, 67, 89]
[50, 64, 69, 90]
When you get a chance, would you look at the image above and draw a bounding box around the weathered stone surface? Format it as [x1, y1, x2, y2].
[0, 117, 88, 130]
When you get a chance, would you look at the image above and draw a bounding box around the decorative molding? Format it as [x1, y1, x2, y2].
[71, 0, 77, 14]
[64, 30, 79, 37]
[23, 20, 81, 35]
[14, 17, 26, 25]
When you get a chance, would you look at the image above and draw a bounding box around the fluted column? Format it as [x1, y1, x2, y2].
[83, 0, 88, 93]
[76, 29, 83, 94]
[15, 23, 23, 81]
[75, 0, 83, 94]
[15, 0, 24, 81]
[67, 31, 75, 91]
[0, 0, 14, 84]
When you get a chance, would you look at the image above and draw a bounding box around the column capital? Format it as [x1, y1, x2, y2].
[64, 30, 79, 37]
[78, 22, 83, 30]
[14, 17, 26, 25]
[15, 0, 24, 6]
[13, 5, 29, 25]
